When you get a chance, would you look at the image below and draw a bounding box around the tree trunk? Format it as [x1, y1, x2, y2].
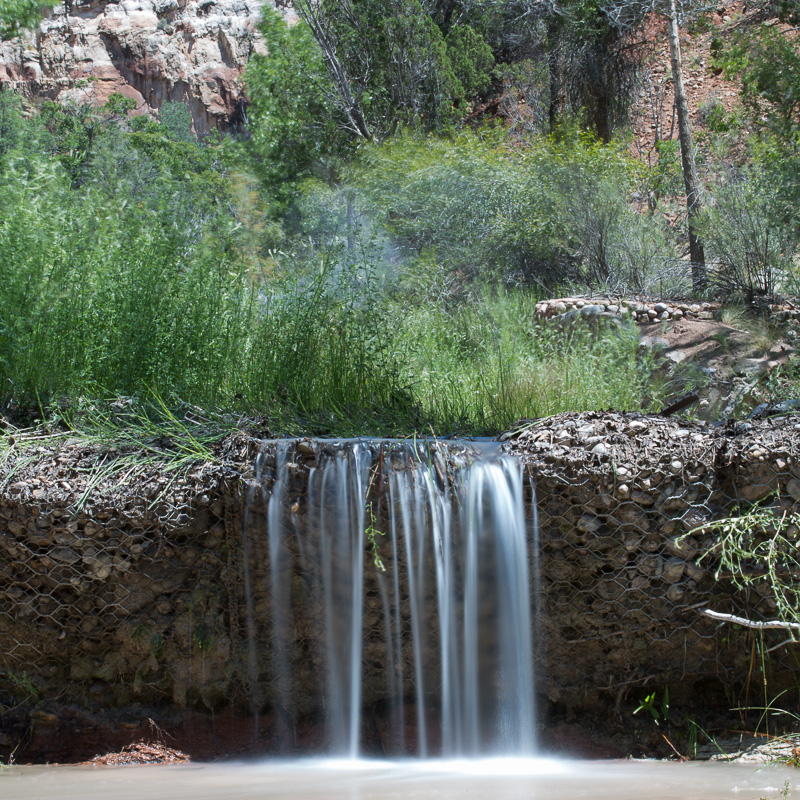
[293, 0, 373, 142]
[667, 0, 706, 291]
[547, 20, 566, 133]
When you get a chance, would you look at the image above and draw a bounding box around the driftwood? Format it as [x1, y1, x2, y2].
[703, 609, 800, 652]
[702, 609, 800, 630]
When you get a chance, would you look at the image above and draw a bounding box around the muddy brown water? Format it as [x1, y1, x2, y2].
[1, 759, 798, 800]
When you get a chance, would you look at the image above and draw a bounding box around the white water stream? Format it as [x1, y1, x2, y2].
[245, 440, 536, 757]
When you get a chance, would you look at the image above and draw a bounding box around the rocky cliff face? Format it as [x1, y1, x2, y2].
[0, 0, 287, 135]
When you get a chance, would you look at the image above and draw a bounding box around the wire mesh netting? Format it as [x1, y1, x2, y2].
[510, 412, 800, 704]
[1, 414, 799, 722]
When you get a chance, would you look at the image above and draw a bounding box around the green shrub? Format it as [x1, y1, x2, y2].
[0, 92, 662, 437]
[390, 283, 656, 433]
[354, 129, 676, 293]
[701, 169, 798, 300]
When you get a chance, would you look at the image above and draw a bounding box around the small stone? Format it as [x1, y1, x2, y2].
[30, 710, 58, 727]
[670, 460, 683, 473]
[663, 557, 686, 583]
[666, 584, 686, 602]
[179, 546, 199, 566]
[787, 478, 800, 502]
[685, 561, 707, 581]
[579, 304, 604, 319]
[591, 442, 608, 456]
[655, 302, 668, 313]
[555, 301, 567, 313]
[51, 546, 81, 565]
[204, 532, 221, 548]
[616, 483, 630, 499]
[577, 514, 601, 533]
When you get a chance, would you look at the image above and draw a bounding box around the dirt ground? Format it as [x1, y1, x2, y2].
[640, 317, 794, 371]
[638, 313, 797, 419]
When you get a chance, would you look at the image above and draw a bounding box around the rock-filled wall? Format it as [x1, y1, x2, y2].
[1, 414, 799, 759]
[535, 296, 800, 328]
[504, 412, 800, 714]
[0, 439, 239, 705]
[0, 0, 287, 135]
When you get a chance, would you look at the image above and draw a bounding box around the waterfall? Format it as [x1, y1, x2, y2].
[244, 440, 537, 758]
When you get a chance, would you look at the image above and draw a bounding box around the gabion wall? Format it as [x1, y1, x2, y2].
[0, 438, 247, 713]
[505, 412, 800, 709]
[1, 415, 799, 737]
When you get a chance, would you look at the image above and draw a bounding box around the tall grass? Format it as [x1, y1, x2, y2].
[0, 158, 253, 407]
[0, 106, 660, 437]
[395, 285, 654, 434]
[0, 159, 657, 436]
[0, 162, 409, 433]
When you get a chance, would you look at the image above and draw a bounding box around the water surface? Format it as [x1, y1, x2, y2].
[2, 759, 797, 800]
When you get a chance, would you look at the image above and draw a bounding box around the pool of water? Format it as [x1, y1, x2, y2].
[1, 758, 797, 800]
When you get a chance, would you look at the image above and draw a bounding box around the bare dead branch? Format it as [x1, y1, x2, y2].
[702, 608, 800, 631]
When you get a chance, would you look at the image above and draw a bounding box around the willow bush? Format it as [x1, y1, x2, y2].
[353, 129, 678, 293]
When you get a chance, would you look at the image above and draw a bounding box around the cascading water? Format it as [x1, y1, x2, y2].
[243, 439, 537, 758]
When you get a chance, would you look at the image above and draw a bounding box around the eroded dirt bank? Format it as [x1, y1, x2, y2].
[1, 413, 799, 762]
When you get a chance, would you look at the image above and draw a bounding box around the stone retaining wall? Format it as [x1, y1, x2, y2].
[1, 416, 799, 758]
[535, 296, 800, 332]
[504, 412, 800, 713]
